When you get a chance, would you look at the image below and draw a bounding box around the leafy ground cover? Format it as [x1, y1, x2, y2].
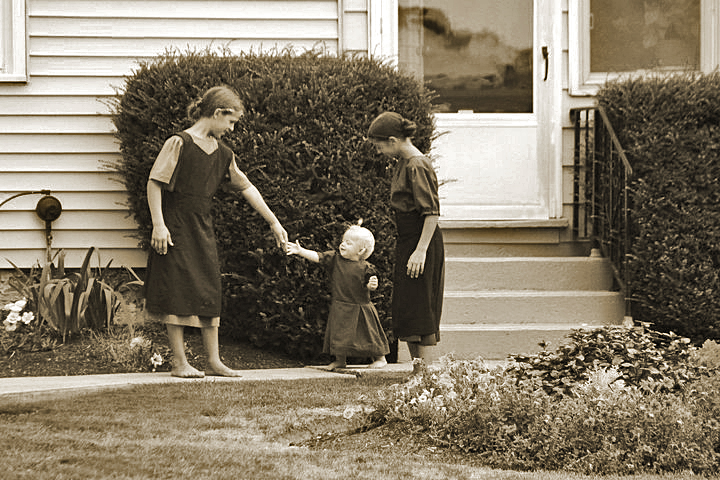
[2, 276, 719, 478]
[0, 278, 303, 377]
[0, 326, 303, 377]
[0, 377, 700, 480]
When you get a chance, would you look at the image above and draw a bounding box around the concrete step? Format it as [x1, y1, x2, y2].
[445, 256, 614, 291]
[398, 324, 599, 362]
[442, 289, 625, 325]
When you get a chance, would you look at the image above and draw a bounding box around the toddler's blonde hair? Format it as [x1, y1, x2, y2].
[345, 225, 375, 260]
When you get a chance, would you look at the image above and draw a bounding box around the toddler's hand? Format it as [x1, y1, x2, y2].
[286, 241, 301, 256]
[366, 275, 378, 291]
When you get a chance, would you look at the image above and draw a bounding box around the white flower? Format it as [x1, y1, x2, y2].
[15, 298, 27, 310]
[5, 311, 20, 324]
[7, 303, 22, 313]
[4, 320, 17, 332]
[130, 337, 150, 349]
[150, 353, 163, 367]
[21, 312, 34, 324]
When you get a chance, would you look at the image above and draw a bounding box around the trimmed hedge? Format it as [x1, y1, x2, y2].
[110, 48, 435, 360]
[597, 72, 720, 343]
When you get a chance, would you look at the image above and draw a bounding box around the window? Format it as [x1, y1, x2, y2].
[570, 0, 718, 96]
[0, 0, 27, 82]
[397, 0, 533, 113]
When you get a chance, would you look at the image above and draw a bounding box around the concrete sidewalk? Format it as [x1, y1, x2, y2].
[0, 363, 415, 406]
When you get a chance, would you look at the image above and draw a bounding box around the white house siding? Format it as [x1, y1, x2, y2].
[559, 0, 595, 244]
[0, 0, 368, 269]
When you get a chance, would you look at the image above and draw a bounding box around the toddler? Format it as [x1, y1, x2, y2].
[286, 224, 389, 370]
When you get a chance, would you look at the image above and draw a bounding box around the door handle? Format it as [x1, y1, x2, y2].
[542, 46, 549, 81]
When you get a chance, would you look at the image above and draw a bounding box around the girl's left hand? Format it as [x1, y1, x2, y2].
[367, 275, 379, 291]
[407, 250, 426, 278]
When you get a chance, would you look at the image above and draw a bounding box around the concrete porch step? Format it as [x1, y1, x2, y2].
[445, 256, 614, 291]
[442, 289, 625, 326]
[398, 324, 602, 362]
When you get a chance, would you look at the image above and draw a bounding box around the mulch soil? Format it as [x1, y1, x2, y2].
[0, 329, 305, 378]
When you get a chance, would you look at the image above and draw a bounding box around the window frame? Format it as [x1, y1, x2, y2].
[568, 0, 719, 96]
[0, 0, 27, 83]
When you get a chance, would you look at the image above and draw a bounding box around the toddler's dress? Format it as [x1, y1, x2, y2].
[318, 251, 390, 358]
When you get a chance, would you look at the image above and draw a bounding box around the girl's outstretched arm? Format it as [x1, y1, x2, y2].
[230, 157, 288, 249]
[240, 185, 287, 248]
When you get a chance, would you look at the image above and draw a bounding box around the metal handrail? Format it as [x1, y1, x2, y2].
[571, 106, 633, 317]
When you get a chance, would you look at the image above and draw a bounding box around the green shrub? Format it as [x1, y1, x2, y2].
[110, 48, 435, 360]
[690, 339, 720, 370]
[362, 353, 720, 475]
[597, 72, 720, 343]
[507, 326, 703, 396]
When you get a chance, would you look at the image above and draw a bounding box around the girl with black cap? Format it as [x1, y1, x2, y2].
[367, 112, 445, 372]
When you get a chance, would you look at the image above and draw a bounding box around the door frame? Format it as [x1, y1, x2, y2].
[369, 0, 563, 220]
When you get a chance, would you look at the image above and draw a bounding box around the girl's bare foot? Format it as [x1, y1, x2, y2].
[171, 365, 205, 378]
[368, 357, 387, 369]
[206, 363, 243, 377]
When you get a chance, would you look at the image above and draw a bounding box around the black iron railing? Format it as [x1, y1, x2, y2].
[571, 106, 633, 317]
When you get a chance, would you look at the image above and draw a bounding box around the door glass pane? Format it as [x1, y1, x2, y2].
[590, 0, 700, 72]
[399, 0, 533, 113]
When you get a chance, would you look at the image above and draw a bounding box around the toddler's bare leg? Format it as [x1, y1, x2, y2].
[167, 324, 204, 378]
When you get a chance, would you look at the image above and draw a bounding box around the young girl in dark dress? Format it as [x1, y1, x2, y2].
[286, 225, 389, 370]
[145, 86, 287, 378]
[367, 112, 445, 371]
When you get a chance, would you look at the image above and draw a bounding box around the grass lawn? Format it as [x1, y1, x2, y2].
[0, 374, 702, 480]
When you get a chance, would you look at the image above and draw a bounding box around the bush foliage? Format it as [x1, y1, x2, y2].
[361, 327, 720, 475]
[110, 48, 435, 360]
[507, 325, 701, 396]
[597, 72, 720, 343]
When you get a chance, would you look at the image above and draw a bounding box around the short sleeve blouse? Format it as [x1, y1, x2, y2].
[149, 134, 252, 192]
[390, 155, 441, 215]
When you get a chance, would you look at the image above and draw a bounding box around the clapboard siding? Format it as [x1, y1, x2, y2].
[0, 77, 122, 95]
[0, 116, 115, 133]
[28, 0, 339, 18]
[3, 250, 148, 269]
[0, 96, 115, 115]
[559, 0, 595, 241]
[0, 154, 120, 172]
[4, 211, 139, 230]
[0, 0, 364, 269]
[0, 230, 139, 248]
[1, 172, 120, 193]
[0, 192, 128, 210]
[31, 19, 339, 40]
[1, 134, 118, 153]
[30, 37, 333, 58]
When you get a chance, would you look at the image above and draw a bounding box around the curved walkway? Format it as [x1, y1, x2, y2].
[0, 363, 415, 406]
